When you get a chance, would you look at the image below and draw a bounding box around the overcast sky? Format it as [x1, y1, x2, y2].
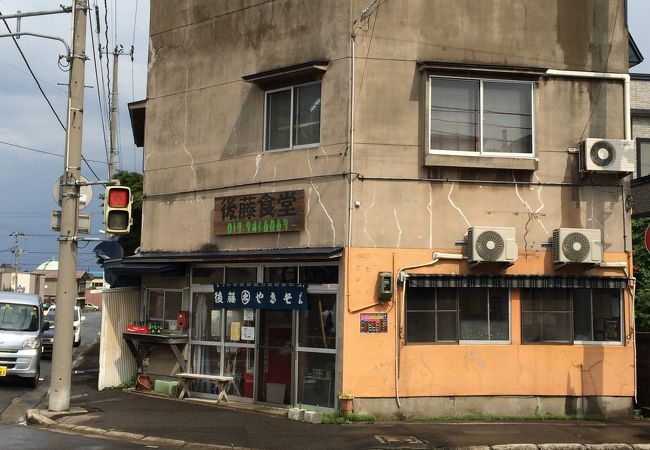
[0, 0, 149, 272]
[0, 1, 648, 273]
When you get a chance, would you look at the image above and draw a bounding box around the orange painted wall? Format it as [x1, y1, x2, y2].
[342, 248, 634, 398]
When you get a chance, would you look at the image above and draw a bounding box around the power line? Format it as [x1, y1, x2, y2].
[0, 11, 103, 182]
[88, 8, 110, 167]
[0, 12, 66, 130]
[0, 139, 107, 164]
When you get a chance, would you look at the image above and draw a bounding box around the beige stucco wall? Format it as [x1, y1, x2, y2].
[142, 0, 630, 255]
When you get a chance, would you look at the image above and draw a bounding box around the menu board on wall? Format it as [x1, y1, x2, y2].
[360, 313, 388, 333]
[214, 190, 305, 236]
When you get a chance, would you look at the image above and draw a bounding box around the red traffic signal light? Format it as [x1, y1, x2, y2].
[104, 186, 132, 234]
[108, 187, 129, 208]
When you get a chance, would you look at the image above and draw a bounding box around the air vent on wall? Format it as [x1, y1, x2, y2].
[466, 226, 517, 264]
[579, 138, 635, 174]
[552, 228, 602, 265]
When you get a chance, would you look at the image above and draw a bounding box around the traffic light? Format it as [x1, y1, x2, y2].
[104, 186, 132, 234]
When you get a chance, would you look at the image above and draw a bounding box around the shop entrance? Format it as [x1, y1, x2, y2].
[256, 309, 293, 404]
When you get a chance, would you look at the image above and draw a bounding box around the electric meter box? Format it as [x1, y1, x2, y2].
[377, 272, 393, 301]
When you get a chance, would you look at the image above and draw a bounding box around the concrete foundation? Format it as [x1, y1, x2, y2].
[353, 396, 633, 419]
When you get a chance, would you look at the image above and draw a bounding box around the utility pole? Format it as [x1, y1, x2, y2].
[106, 45, 133, 179]
[49, 0, 88, 412]
[9, 232, 25, 292]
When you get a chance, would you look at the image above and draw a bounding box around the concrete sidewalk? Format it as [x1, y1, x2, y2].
[25, 342, 650, 449]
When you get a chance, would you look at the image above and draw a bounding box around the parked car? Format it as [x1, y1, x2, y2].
[0, 292, 48, 387]
[45, 305, 85, 347]
[83, 303, 99, 311]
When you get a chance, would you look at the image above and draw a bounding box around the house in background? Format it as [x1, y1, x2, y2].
[33, 260, 91, 307]
[105, 0, 638, 418]
[631, 73, 650, 216]
[0, 264, 42, 294]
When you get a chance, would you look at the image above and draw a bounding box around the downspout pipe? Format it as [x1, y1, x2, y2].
[544, 69, 631, 140]
[547, 68, 635, 401]
[394, 253, 464, 407]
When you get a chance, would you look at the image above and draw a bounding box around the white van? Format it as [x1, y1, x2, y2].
[0, 292, 48, 387]
[46, 305, 84, 347]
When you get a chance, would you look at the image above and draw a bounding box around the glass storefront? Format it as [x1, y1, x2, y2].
[188, 264, 339, 408]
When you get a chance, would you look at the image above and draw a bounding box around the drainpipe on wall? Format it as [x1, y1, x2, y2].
[546, 68, 636, 402]
[394, 253, 464, 408]
[544, 69, 631, 140]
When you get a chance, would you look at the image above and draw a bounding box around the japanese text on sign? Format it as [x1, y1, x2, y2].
[214, 283, 309, 310]
[214, 190, 305, 236]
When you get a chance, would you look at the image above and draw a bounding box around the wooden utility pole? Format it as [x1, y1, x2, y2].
[49, 0, 88, 412]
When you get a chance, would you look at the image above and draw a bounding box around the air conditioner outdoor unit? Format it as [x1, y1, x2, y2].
[466, 226, 518, 264]
[552, 228, 602, 265]
[579, 138, 635, 174]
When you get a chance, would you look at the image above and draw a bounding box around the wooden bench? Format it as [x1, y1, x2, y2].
[175, 373, 235, 403]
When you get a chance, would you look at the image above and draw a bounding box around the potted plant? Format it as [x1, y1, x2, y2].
[338, 392, 354, 415]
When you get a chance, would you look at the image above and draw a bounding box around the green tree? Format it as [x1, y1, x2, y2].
[111, 171, 143, 257]
[633, 218, 650, 331]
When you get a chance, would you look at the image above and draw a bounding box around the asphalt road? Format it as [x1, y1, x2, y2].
[0, 310, 101, 418]
[0, 422, 150, 450]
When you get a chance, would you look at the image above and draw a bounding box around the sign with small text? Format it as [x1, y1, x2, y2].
[214, 190, 305, 236]
[214, 283, 309, 310]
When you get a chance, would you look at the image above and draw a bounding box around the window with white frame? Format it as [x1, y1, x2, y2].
[405, 286, 509, 343]
[265, 81, 321, 151]
[521, 288, 622, 344]
[429, 76, 534, 156]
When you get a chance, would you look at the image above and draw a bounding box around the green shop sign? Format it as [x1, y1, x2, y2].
[214, 189, 305, 236]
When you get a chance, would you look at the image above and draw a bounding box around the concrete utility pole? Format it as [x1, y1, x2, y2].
[107, 45, 132, 179]
[10, 232, 25, 292]
[49, 0, 88, 412]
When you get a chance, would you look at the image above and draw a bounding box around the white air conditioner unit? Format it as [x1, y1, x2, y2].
[466, 226, 518, 264]
[579, 138, 635, 174]
[552, 228, 602, 265]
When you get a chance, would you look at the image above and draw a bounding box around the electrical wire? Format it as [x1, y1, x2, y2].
[1, 11, 103, 181]
[353, 1, 380, 122]
[0, 13, 66, 131]
[579, 0, 621, 141]
[89, 9, 110, 167]
[0, 139, 107, 164]
[131, 0, 139, 171]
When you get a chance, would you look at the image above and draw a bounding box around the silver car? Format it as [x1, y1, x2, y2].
[0, 292, 48, 387]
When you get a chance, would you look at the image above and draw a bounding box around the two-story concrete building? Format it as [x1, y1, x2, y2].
[107, 0, 637, 418]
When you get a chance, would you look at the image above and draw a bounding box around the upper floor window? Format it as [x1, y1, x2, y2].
[521, 288, 622, 344]
[265, 81, 321, 151]
[429, 76, 534, 156]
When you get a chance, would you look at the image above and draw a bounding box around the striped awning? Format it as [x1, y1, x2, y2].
[406, 274, 628, 289]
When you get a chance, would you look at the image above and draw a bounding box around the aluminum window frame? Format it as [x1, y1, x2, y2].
[427, 75, 536, 159]
[520, 288, 624, 346]
[264, 80, 322, 152]
[405, 286, 512, 345]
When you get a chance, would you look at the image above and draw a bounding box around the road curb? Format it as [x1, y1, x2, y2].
[26, 407, 254, 449]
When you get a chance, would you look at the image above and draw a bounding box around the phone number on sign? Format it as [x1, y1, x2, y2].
[226, 218, 290, 234]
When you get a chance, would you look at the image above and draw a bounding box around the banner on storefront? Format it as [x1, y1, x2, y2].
[213, 283, 309, 310]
